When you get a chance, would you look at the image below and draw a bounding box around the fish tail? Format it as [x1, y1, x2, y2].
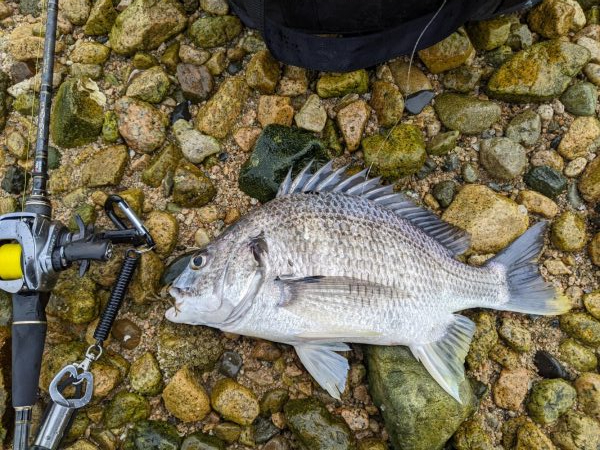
[487, 221, 571, 316]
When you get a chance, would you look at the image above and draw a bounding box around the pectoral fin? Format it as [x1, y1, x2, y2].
[294, 342, 350, 400]
[410, 315, 475, 403]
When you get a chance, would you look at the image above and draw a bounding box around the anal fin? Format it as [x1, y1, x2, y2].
[294, 342, 350, 400]
[410, 315, 475, 403]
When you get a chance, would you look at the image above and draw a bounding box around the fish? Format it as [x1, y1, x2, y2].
[166, 161, 570, 402]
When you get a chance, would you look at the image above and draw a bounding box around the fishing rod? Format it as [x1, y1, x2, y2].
[0, 1, 155, 448]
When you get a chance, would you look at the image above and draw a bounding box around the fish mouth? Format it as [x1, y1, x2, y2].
[169, 285, 184, 299]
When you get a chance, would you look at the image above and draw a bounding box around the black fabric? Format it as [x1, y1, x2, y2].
[229, 0, 541, 72]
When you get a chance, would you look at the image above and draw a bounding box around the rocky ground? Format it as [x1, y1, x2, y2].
[0, 0, 600, 449]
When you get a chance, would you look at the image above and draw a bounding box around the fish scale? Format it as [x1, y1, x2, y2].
[168, 162, 570, 401]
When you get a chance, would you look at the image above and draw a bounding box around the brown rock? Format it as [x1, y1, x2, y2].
[162, 366, 211, 422]
[590, 233, 600, 266]
[115, 97, 167, 153]
[177, 64, 213, 103]
[493, 368, 531, 411]
[516, 190, 559, 218]
[557, 116, 600, 160]
[388, 60, 432, 95]
[578, 156, 600, 203]
[246, 50, 280, 94]
[257, 95, 294, 127]
[337, 100, 370, 152]
[233, 127, 261, 151]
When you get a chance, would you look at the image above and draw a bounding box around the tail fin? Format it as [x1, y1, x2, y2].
[488, 221, 571, 316]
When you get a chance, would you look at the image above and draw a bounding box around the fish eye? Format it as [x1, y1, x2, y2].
[190, 253, 207, 270]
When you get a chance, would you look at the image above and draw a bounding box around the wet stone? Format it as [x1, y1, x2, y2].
[370, 80, 404, 128]
[434, 93, 501, 135]
[103, 391, 150, 429]
[316, 70, 369, 98]
[574, 373, 600, 420]
[418, 28, 475, 74]
[560, 312, 600, 346]
[583, 290, 600, 320]
[524, 166, 568, 198]
[560, 82, 598, 116]
[126, 66, 170, 104]
[285, 398, 355, 450]
[122, 420, 182, 450]
[493, 368, 531, 411]
[552, 411, 600, 450]
[142, 143, 182, 188]
[218, 351, 243, 378]
[534, 350, 570, 379]
[551, 211, 587, 252]
[527, 378, 577, 424]
[188, 15, 242, 48]
[442, 66, 482, 93]
[506, 110, 542, 146]
[559, 338, 598, 372]
[238, 124, 326, 203]
[245, 50, 281, 94]
[214, 422, 241, 444]
[404, 90, 435, 115]
[254, 416, 279, 444]
[172, 161, 217, 208]
[181, 432, 225, 450]
[82, 145, 129, 188]
[427, 130, 459, 156]
[260, 389, 289, 416]
[452, 419, 494, 450]
[432, 180, 457, 208]
[480, 137, 527, 180]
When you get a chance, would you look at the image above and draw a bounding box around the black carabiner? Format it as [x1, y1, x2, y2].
[103, 195, 155, 248]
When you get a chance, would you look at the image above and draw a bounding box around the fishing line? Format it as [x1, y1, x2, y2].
[363, 0, 447, 186]
[22, 0, 49, 211]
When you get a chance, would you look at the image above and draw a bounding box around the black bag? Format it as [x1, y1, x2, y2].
[229, 0, 541, 71]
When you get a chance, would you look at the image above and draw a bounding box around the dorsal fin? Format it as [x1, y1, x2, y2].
[277, 161, 471, 256]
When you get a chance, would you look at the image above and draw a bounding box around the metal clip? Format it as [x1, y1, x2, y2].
[33, 362, 94, 450]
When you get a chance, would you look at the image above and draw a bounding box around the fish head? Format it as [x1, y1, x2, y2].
[166, 230, 264, 327]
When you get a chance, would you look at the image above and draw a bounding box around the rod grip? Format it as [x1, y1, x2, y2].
[12, 292, 48, 408]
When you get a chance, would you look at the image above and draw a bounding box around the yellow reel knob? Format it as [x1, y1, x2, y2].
[0, 243, 23, 280]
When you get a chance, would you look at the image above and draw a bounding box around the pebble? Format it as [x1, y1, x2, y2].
[583, 290, 600, 319]
[559, 338, 598, 372]
[578, 156, 600, 203]
[493, 368, 531, 411]
[560, 81, 598, 116]
[564, 157, 588, 177]
[214, 422, 241, 443]
[173, 161, 216, 208]
[173, 119, 221, 164]
[337, 100, 370, 152]
[123, 420, 181, 450]
[434, 93, 501, 135]
[295, 94, 327, 132]
[115, 97, 167, 153]
[552, 411, 600, 450]
[574, 373, 600, 420]
[461, 163, 479, 183]
[551, 211, 587, 252]
[200, 0, 228, 14]
[210, 378, 259, 426]
[260, 389, 289, 416]
[560, 312, 600, 346]
[499, 318, 532, 352]
[505, 110, 541, 146]
[480, 137, 527, 180]
[537, 104, 554, 121]
[316, 70, 369, 98]
[527, 378, 577, 424]
[257, 95, 294, 127]
[404, 90, 435, 115]
[418, 28, 475, 74]
[388, 60, 432, 95]
[111, 318, 142, 349]
[176, 64, 213, 103]
[432, 180, 457, 208]
[188, 15, 242, 48]
[246, 50, 281, 94]
[254, 416, 280, 444]
[524, 165, 568, 198]
[130, 352, 163, 396]
[427, 130, 459, 156]
[516, 190, 558, 218]
[534, 350, 570, 379]
[370, 80, 404, 127]
[162, 366, 211, 422]
[558, 116, 600, 160]
[218, 351, 243, 378]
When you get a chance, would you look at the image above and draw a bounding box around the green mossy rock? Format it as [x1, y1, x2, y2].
[172, 161, 217, 208]
[527, 379, 577, 424]
[284, 398, 356, 450]
[467, 16, 514, 51]
[50, 77, 105, 148]
[40, 342, 86, 391]
[123, 420, 181, 450]
[188, 15, 242, 48]
[362, 124, 427, 178]
[84, 0, 117, 35]
[551, 211, 587, 252]
[434, 93, 501, 135]
[418, 28, 475, 74]
[130, 352, 163, 396]
[81, 145, 129, 188]
[452, 419, 494, 450]
[487, 40, 591, 102]
[367, 346, 476, 450]
[579, 156, 600, 203]
[181, 432, 225, 450]
[210, 378, 259, 426]
[316, 70, 369, 98]
[109, 0, 187, 55]
[103, 391, 150, 429]
[560, 312, 600, 346]
[102, 111, 120, 143]
[560, 82, 598, 116]
[47, 272, 98, 324]
[142, 143, 182, 188]
[552, 411, 600, 450]
[239, 124, 326, 203]
[558, 338, 598, 372]
[126, 66, 170, 103]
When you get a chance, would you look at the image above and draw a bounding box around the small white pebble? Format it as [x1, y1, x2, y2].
[537, 104, 554, 121]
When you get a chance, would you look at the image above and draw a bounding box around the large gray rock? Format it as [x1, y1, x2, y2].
[434, 93, 501, 135]
[480, 137, 528, 180]
[367, 346, 476, 450]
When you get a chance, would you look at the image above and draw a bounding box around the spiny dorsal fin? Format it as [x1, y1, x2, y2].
[277, 161, 471, 256]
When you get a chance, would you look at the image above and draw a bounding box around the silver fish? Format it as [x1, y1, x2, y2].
[167, 162, 569, 402]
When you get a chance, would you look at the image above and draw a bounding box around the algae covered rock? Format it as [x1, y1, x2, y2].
[84, 0, 117, 35]
[238, 124, 326, 203]
[123, 420, 181, 450]
[578, 156, 600, 203]
[552, 411, 600, 450]
[418, 28, 475, 74]
[130, 352, 163, 396]
[47, 272, 98, 324]
[434, 93, 501, 135]
[560, 312, 600, 346]
[362, 124, 426, 178]
[50, 77, 105, 148]
[284, 398, 356, 450]
[81, 145, 129, 188]
[195, 76, 249, 139]
[367, 346, 475, 450]
[188, 15, 242, 48]
[172, 161, 217, 208]
[487, 40, 590, 102]
[316, 70, 369, 98]
[551, 211, 587, 252]
[211, 378, 259, 426]
[527, 378, 577, 424]
[109, 0, 187, 55]
[163, 366, 211, 422]
[103, 391, 150, 429]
